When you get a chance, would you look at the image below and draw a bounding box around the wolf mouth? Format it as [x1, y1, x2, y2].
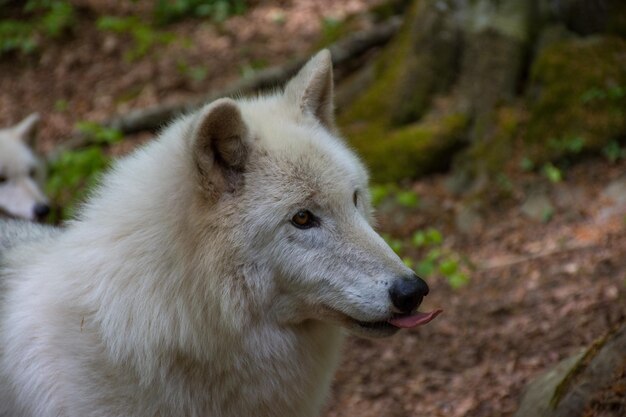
[354, 310, 443, 330]
[354, 319, 396, 331]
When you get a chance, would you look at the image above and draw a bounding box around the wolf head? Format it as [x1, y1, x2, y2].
[0, 114, 50, 221]
[176, 50, 439, 338]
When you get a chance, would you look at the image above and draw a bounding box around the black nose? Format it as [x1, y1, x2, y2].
[33, 203, 50, 220]
[389, 274, 429, 314]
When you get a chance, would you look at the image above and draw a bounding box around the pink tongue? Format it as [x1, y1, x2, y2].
[387, 309, 443, 328]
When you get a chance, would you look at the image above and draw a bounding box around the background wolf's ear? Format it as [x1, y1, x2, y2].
[284, 49, 335, 130]
[12, 113, 40, 146]
[193, 98, 249, 196]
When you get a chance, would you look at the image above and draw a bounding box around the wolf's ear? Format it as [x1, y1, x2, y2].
[12, 113, 40, 146]
[193, 98, 249, 196]
[284, 49, 335, 130]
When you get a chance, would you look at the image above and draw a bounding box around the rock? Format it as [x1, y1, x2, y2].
[514, 351, 586, 417]
[455, 202, 484, 234]
[514, 325, 626, 417]
[552, 183, 586, 211]
[521, 193, 554, 222]
[602, 175, 626, 207]
[597, 175, 626, 222]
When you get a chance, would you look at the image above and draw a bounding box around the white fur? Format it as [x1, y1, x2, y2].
[0, 113, 48, 220]
[0, 51, 414, 417]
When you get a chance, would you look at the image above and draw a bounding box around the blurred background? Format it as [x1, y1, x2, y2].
[1, 0, 625, 416]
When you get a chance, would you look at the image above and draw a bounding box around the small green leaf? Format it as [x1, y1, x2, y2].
[416, 259, 436, 277]
[542, 163, 562, 183]
[602, 140, 624, 163]
[395, 190, 420, 208]
[448, 272, 469, 289]
[370, 185, 391, 207]
[425, 228, 443, 245]
[607, 85, 625, 100]
[580, 87, 606, 103]
[438, 258, 458, 276]
[541, 206, 554, 223]
[54, 99, 68, 112]
[520, 157, 535, 172]
[411, 231, 426, 247]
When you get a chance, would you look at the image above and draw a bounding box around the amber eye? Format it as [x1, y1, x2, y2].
[291, 210, 316, 229]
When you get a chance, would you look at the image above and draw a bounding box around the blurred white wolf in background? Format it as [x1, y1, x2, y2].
[0, 50, 439, 417]
[0, 113, 50, 221]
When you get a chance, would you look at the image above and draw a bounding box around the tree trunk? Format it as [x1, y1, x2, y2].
[338, 0, 626, 184]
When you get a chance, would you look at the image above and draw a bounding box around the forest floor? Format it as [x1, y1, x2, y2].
[326, 158, 626, 417]
[1, 1, 625, 416]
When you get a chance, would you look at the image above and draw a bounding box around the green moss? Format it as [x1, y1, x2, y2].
[551, 331, 612, 408]
[339, 1, 419, 127]
[341, 0, 462, 127]
[526, 36, 626, 162]
[338, 1, 470, 182]
[464, 135, 512, 177]
[468, 106, 521, 171]
[345, 113, 468, 182]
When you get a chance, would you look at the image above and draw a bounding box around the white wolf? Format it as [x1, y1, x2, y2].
[0, 50, 440, 417]
[0, 113, 50, 221]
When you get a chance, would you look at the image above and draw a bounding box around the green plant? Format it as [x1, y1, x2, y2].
[370, 184, 392, 207]
[239, 63, 257, 80]
[318, 16, 345, 47]
[153, 0, 246, 25]
[527, 38, 626, 162]
[96, 16, 175, 61]
[46, 148, 111, 220]
[581, 85, 625, 103]
[0, 20, 37, 55]
[541, 206, 555, 223]
[368, 184, 420, 209]
[46, 122, 123, 220]
[176, 60, 209, 82]
[394, 189, 420, 208]
[39, 1, 74, 37]
[602, 140, 626, 163]
[495, 172, 513, 193]
[411, 227, 442, 247]
[54, 99, 69, 112]
[547, 136, 585, 155]
[542, 162, 563, 183]
[238, 59, 267, 80]
[0, 0, 74, 56]
[75, 121, 123, 145]
[520, 157, 535, 172]
[410, 228, 470, 289]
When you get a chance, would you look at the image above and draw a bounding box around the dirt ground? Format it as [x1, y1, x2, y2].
[325, 157, 626, 417]
[0, 0, 379, 152]
[2, 1, 625, 416]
